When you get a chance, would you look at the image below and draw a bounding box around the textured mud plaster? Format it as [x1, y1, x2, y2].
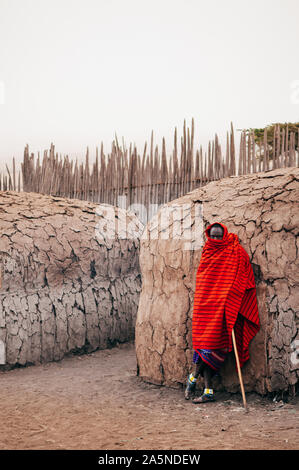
[0, 191, 143, 367]
[135, 167, 299, 394]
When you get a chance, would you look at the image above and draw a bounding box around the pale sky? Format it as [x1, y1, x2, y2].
[0, 0, 299, 172]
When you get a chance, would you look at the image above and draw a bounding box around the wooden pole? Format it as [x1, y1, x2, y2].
[232, 327, 248, 411]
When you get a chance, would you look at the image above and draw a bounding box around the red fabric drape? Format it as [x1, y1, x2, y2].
[192, 222, 260, 367]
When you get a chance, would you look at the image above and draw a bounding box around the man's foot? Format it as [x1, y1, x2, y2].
[192, 393, 215, 404]
[184, 375, 197, 400]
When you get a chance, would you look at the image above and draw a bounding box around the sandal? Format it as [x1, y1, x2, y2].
[184, 378, 196, 400]
[192, 393, 215, 404]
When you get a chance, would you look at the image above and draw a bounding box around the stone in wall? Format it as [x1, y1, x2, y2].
[135, 167, 299, 394]
[0, 191, 143, 366]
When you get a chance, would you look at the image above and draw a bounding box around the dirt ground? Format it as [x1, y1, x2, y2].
[0, 341, 298, 450]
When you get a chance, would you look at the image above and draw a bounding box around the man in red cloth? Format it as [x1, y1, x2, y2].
[185, 222, 260, 404]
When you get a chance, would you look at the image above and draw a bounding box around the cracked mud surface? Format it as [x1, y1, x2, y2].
[136, 167, 299, 394]
[0, 342, 298, 450]
[0, 191, 142, 366]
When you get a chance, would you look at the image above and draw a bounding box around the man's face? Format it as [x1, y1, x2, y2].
[209, 225, 224, 240]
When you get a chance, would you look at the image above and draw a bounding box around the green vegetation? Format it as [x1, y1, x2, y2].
[241, 122, 299, 160]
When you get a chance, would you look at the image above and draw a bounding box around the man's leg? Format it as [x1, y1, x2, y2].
[192, 364, 215, 403]
[203, 365, 213, 389]
[185, 358, 205, 400]
[194, 359, 206, 379]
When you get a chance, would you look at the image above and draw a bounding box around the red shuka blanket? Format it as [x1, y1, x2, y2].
[192, 222, 260, 367]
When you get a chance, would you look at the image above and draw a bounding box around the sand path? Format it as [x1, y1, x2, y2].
[0, 342, 298, 450]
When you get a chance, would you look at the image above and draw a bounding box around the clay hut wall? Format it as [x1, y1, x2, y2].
[0, 191, 143, 366]
[135, 167, 299, 395]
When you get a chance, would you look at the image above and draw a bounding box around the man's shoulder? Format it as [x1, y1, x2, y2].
[238, 243, 250, 261]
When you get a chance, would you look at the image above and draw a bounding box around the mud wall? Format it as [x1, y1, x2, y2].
[0, 191, 143, 366]
[135, 167, 299, 394]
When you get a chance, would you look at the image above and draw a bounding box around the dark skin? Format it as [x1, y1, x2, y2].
[208, 224, 224, 240]
[185, 224, 224, 402]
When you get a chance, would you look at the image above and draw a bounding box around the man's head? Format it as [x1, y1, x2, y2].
[209, 223, 224, 240]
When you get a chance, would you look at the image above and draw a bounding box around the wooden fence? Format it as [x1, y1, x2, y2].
[0, 120, 298, 222]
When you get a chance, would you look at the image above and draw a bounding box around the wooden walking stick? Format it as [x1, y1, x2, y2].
[232, 327, 248, 411]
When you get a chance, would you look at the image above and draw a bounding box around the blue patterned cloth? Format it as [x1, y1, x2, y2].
[193, 348, 228, 372]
